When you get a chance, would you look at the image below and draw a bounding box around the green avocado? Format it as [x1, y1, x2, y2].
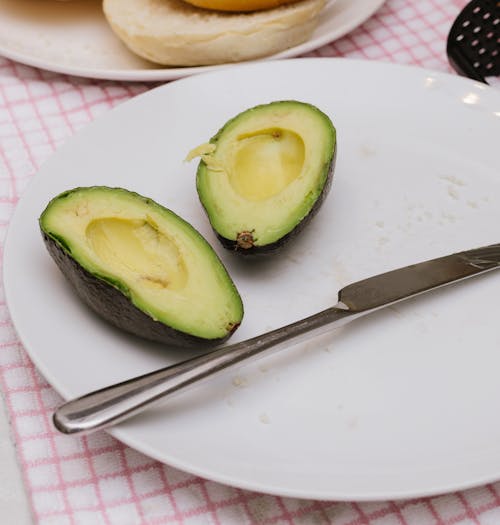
[190, 100, 336, 254]
[39, 187, 243, 347]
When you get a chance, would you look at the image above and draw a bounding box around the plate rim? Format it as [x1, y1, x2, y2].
[0, 0, 386, 82]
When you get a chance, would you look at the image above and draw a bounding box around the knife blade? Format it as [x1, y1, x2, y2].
[53, 242, 500, 435]
[338, 243, 500, 312]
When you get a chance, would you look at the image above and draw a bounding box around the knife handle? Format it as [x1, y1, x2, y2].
[53, 305, 356, 435]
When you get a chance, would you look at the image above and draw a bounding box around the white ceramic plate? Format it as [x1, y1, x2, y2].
[0, 0, 385, 81]
[4, 58, 500, 500]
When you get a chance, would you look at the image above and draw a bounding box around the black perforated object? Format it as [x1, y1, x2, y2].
[447, 0, 500, 84]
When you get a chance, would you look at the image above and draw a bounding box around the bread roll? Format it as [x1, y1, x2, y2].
[103, 0, 326, 66]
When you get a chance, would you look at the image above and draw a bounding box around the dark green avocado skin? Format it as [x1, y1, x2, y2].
[42, 233, 239, 348]
[215, 147, 337, 256]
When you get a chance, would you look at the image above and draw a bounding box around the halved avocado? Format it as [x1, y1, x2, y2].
[189, 100, 336, 254]
[39, 187, 243, 348]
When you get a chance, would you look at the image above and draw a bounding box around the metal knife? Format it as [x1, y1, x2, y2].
[53, 242, 500, 435]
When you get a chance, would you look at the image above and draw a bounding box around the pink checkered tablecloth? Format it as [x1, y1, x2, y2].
[2, 0, 500, 523]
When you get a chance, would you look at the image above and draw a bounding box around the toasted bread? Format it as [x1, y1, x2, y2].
[103, 0, 326, 66]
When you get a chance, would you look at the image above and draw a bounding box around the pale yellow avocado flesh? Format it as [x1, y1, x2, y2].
[194, 101, 336, 247]
[86, 218, 188, 292]
[40, 187, 243, 339]
[229, 128, 305, 201]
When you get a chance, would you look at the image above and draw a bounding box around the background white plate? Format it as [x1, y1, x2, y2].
[0, 0, 385, 81]
[4, 58, 500, 500]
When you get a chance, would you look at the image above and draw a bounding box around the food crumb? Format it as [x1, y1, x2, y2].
[331, 256, 351, 286]
[232, 376, 247, 388]
[347, 417, 358, 429]
[377, 236, 389, 246]
[441, 212, 456, 223]
[259, 413, 271, 424]
[258, 364, 269, 373]
[447, 185, 459, 200]
[467, 200, 478, 209]
[375, 220, 384, 229]
[359, 143, 376, 158]
[285, 254, 301, 265]
[440, 174, 465, 186]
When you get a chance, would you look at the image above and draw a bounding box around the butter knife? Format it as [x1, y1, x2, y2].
[53, 242, 500, 435]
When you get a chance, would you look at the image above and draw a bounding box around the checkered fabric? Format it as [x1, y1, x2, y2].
[2, 0, 500, 523]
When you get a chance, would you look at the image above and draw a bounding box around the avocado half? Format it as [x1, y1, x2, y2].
[190, 100, 336, 254]
[39, 187, 243, 348]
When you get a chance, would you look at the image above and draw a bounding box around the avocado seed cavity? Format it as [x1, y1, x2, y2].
[228, 127, 305, 201]
[86, 217, 188, 290]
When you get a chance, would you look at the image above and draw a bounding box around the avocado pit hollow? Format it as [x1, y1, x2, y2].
[86, 217, 188, 291]
[229, 127, 305, 202]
